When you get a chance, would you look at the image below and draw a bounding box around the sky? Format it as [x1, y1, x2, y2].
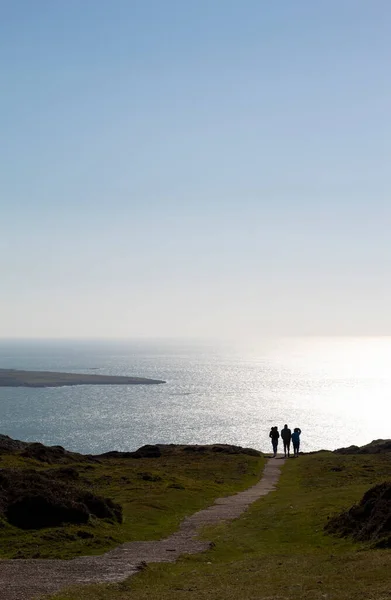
[1, 0, 391, 339]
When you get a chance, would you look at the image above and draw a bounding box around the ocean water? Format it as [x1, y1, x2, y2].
[0, 337, 390, 455]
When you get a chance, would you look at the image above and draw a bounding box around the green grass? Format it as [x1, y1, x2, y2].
[0, 449, 264, 559]
[47, 452, 391, 600]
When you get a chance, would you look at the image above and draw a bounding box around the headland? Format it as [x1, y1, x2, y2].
[0, 368, 165, 387]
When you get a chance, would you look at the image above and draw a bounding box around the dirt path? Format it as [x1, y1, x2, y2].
[0, 458, 285, 600]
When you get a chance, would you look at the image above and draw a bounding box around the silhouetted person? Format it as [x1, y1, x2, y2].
[269, 426, 279, 457]
[281, 424, 292, 457]
[292, 427, 302, 457]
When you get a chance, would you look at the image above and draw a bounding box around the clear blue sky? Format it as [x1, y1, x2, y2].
[1, 0, 390, 338]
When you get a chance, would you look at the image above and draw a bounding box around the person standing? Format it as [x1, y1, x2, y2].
[269, 426, 280, 457]
[281, 424, 292, 458]
[292, 427, 302, 457]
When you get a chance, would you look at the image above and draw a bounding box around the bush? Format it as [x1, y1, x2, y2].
[325, 481, 391, 547]
[0, 469, 122, 529]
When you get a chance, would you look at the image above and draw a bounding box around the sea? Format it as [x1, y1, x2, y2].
[0, 337, 390, 455]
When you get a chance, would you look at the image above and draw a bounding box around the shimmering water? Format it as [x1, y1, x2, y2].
[0, 337, 390, 454]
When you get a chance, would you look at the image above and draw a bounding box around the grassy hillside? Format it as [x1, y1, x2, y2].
[0, 443, 263, 559]
[49, 451, 391, 600]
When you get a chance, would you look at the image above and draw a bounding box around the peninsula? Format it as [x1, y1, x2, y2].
[0, 368, 165, 388]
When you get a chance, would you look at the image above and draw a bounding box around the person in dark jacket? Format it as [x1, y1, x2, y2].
[269, 426, 280, 457]
[292, 427, 302, 457]
[280, 424, 292, 457]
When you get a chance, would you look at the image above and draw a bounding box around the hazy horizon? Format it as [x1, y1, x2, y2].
[1, 335, 391, 343]
[2, 1, 391, 339]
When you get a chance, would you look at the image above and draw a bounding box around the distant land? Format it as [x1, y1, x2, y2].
[0, 369, 165, 388]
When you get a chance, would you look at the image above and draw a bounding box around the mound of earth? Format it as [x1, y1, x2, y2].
[325, 481, 391, 547]
[0, 469, 122, 529]
[335, 439, 391, 455]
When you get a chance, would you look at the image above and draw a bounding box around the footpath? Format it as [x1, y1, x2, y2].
[0, 458, 285, 600]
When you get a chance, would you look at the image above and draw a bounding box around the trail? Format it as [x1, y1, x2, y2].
[0, 458, 285, 600]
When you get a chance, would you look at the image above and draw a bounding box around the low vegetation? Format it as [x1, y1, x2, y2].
[48, 445, 391, 600]
[0, 438, 263, 559]
[0, 468, 122, 529]
[326, 480, 391, 547]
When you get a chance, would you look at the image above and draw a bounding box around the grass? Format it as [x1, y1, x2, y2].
[47, 452, 391, 600]
[0, 448, 263, 559]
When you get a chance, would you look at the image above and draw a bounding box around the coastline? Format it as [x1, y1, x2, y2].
[0, 368, 166, 388]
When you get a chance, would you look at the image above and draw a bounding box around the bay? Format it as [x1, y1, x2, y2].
[0, 337, 390, 454]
